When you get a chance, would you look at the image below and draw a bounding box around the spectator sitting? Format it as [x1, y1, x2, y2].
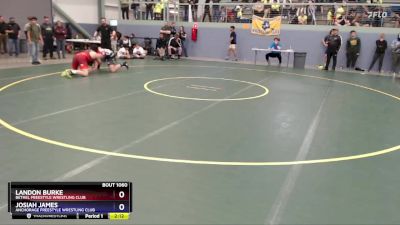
[298, 12, 308, 25]
[119, 35, 132, 49]
[336, 5, 345, 19]
[347, 11, 360, 26]
[155, 33, 167, 60]
[168, 33, 182, 59]
[117, 45, 133, 59]
[335, 16, 348, 26]
[394, 11, 400, 28]
[266, 37, 282, 66]
[132, 44, 147, 59]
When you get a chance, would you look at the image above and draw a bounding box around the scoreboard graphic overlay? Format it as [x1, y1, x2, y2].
[8, 182, 132, 220]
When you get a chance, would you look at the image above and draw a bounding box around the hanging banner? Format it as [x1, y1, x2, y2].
[251, 15, 281, 36]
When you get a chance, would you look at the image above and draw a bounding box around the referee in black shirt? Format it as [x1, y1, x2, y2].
[94, 18, 116, 50]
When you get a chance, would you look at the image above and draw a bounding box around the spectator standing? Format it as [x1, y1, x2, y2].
[160, 22, 173, 40]
[170, 22, 177, 36]
[323, 28, 341, 71]
[65, 23, 72, 39]
[145, 0, 154, 20]
[0, 16, 7, 54]
[212, 0, 221, 22]
[131, 2, 139, 19]
[326, 8, 333, 25]
[307, 0, 317, 25]
[225, 26, 238, 61]
[94, 18, 116, 50]
[202, 0, 212, 22]
[391, 34, 400, 76]
[153, 1, 163, 20]
[266, 37, 282, 65]
[179, 26, 188, 57]
[346, 30, 361, 69]
[54, 21, 67, 59]
[120, 0, 130, 20]
[27, 17, 43, 65]
[41, 16, 55, 60]
[24, 17, 32, 57]
[6, 17, 20, 57]
[367, 33, 387, 73]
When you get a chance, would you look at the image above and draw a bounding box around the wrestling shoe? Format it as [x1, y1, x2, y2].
[121, 61, 129, 70]
[61, 69, 72, 79]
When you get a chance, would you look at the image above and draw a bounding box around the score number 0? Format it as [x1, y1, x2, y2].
[118, 191, 126, 211]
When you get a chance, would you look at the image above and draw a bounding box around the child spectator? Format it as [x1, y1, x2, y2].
[346, 30, 361, 69]
[266, 37, 282, 65]
[117, 46, 133, 59]
[368, 33, 387, 73]
[179, 26, 188, 57]
[132, 44, 147, 59]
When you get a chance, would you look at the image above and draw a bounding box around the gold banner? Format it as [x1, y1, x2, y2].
[251, 15, 281, 36]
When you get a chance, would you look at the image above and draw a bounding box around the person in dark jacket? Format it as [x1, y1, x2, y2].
[41, 16, 55, 60]
[6, 17, 20, 57]
[324, 28, 341, 71]
[155, 33, 167, 60]
[368, 33, 387, 73]
[346, 30, 361, 69]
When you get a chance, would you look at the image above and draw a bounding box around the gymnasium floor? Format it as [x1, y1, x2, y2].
[0, 59, 400, 224]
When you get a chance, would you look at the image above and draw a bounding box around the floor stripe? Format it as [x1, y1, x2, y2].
[186, 86, 218, 92]
[52, 75, 271, 181]
[190, 84, 221, 90]
[266, 87, 330, 225]
[0, 82, 171, 130]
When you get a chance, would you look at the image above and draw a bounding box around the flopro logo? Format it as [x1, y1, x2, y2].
[368, 11, 388, 18]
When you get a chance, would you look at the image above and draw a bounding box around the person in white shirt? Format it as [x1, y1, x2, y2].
[117, 46, 132, 59]
[132, 44, 147, 59]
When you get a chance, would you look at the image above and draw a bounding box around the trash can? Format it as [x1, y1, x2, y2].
[293, 52, 307, 69]
[19, 39, 27, 54]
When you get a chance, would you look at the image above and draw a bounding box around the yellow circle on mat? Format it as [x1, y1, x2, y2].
[0, 65, 400, 166]
[144, 77, 269, 101]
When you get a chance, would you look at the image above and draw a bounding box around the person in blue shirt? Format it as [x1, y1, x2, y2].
[266, 37, 282, 65]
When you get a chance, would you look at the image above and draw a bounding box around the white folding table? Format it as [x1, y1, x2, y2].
[252, 48, 294, 67]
